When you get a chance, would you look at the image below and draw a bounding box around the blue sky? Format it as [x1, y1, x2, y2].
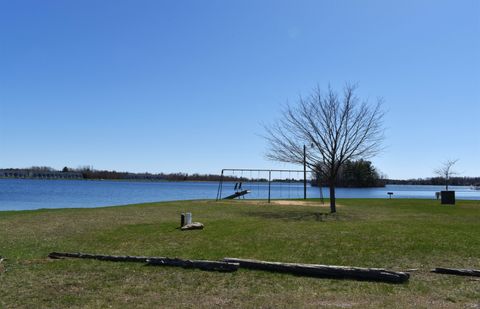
[1, 0, 479, 179]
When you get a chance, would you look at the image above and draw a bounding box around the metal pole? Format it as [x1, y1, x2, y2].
[268, 170, 271, 203]
[220, 170, 224, 199]
[303, 144, 307, 199]
[216, 170, 224, 201]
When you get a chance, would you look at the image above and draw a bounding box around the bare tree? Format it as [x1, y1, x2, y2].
[264, 84, 385, 213]
[434, 159, 459, 191]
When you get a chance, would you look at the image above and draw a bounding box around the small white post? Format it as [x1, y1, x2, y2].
[185, 212, 192, 225]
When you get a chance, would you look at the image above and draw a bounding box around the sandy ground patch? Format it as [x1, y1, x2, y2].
[271, 200, 330, 207]
[230, 199, 342, 208]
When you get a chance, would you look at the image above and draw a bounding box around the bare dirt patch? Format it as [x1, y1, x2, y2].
[271, 200, 340, 207]
[228, 199, 337, 207]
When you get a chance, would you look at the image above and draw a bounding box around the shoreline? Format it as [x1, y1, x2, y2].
[1, 197, 480, 213]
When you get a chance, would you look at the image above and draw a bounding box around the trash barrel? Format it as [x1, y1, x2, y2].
[440, 191, 455, 205]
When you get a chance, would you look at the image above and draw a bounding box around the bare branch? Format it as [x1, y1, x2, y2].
[434, 159, 459, 191]
[263, 84, 386, 212]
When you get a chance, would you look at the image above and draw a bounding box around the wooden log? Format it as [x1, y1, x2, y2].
[49, 252, 149, 262]
[432, 267, 480, 277]
[48, 252, 239, 272]
[146, 258, 239, 272]
[223, 258, 409, 284]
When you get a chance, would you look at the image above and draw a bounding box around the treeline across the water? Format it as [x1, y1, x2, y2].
[2, 166, 479, 186]
[83, 170, 249, 182]
[312, 159, 480, 188]
[0, 166, 249, 182]
[385, 177, 480, 186]
[313, 159, 386, 188]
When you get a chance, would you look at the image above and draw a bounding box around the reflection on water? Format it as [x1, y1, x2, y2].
[0, 178, 479, 211]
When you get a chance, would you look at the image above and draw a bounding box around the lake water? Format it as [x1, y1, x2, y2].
[0, 178, 479, 211]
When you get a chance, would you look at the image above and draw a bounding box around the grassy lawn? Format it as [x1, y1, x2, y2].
[1, 198, 479, 308]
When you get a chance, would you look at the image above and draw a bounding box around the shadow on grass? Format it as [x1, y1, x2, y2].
[243, 210, 339, 222]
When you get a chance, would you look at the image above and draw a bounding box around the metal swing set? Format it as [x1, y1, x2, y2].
[215, 168, 323, 203]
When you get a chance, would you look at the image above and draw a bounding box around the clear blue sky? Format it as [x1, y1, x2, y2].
[1, 0, 479, 179]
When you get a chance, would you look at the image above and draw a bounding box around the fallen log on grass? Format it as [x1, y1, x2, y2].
[432, 268, 480, 277]
[223, 258, 409, 284]
[49, 252, 149, 262]
[146, 258, 238, 272]
[48, 252, 239, 272]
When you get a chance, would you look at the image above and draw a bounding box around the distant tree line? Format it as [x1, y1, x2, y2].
[79, 169, 250, 182]
[385, 177, 480, 186]
[3, 166, 479, 186]
[312, 159, 385, 188]
[1, 166, 249, 182]
[28, 166, 57, 172]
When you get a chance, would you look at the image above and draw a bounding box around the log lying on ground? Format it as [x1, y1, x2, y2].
[432, 268, 480, 277]
[223, 258, 409, 284]
[146, 258, 239, 272]
[49, 252, 150, 262]
[48, 252, 239, 272]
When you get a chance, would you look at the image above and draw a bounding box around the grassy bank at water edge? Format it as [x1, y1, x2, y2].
[1, 198, 479, 308]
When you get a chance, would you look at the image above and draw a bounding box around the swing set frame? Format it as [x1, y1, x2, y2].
[215, 168, 321, 203]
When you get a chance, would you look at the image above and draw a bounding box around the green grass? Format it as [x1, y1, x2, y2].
[1, 198, 479, 308]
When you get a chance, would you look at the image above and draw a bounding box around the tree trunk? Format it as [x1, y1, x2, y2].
[329, 182, 336, 213]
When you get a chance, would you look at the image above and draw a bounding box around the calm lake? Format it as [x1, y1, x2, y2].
[1, 178, 479, 211]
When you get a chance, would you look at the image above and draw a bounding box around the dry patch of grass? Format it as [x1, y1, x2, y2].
[230, 198, 343, 208]
[270, 199, 342, 207]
